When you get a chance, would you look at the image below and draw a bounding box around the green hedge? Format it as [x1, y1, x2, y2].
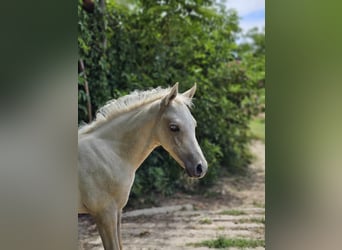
[78, 0, 265, 201]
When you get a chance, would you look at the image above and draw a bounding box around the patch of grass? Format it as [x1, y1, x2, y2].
[253, 200, 265, 208]
[138, 230, 150, 237]
[259, 217, 265, 224]
[238, 217, 265, 224]
[249, 116, 265, 142]
[199, 218, 212, 224]
[203, 190, 221, 198]
[188, 213, 201, 217]
[217, 226, 225, 230]
[188, 236, 265, 248]
[219, 209, 247, 216]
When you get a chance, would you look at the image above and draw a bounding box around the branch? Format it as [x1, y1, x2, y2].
[79, 59, 93, 122]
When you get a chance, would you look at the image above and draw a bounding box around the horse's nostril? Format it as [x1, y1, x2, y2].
[196, 164, 203, 175]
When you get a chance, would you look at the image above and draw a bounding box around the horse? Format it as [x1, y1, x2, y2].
[78, 82, 208, 250]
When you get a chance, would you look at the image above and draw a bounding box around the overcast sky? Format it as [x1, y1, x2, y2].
[222, 0, 265, 33]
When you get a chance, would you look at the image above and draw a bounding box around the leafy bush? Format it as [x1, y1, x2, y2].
[78, 0, 265, 200]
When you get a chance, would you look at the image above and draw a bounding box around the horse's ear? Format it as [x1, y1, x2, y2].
[182, 82, 197, 99]
[162, 82, 179, 106]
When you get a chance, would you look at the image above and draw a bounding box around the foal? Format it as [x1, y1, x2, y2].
[78, 83, 207, 249]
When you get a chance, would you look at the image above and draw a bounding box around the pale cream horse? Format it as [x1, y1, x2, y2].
[78, 83, 207, 250]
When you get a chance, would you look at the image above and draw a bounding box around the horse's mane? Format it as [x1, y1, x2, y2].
[79, 86, 193, 134]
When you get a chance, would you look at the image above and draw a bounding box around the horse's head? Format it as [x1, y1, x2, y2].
[156, 83, 208, 178]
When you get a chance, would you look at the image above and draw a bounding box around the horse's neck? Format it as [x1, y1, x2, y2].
[93, 101, 161, 169]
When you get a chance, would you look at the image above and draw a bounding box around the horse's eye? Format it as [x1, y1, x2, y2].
[169, 124, 180, 132]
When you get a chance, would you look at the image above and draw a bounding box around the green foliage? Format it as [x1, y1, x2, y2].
[78, 0, 265, 200]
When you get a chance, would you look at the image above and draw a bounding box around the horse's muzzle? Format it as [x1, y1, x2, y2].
[185, 161, 207, 178]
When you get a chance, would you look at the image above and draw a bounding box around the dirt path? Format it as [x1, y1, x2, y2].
[78, 140, 265, 249]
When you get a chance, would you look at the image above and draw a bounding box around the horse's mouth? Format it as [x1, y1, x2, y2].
[185, 167, 193, 177]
